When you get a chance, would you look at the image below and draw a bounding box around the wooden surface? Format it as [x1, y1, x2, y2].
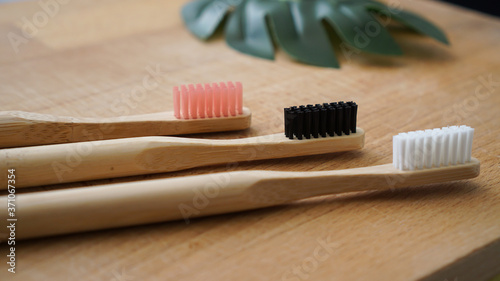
[0, 0, 499, 280]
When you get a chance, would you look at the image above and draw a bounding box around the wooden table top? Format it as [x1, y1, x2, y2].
[0, 0, 499, 280]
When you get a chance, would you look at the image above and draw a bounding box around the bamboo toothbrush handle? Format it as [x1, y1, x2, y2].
[0, 129, 364, 188]
[0, 158, 479, 240]
[0, 108, 252, 148]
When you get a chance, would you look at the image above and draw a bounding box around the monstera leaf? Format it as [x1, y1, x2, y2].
[182, 0, 449, 68]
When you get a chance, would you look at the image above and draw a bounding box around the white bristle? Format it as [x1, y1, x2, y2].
[449, 127, 459, 165]
[457, 126, 466, 164]
[399, 134, 406, 170]
[392, 126, 474, 171]
[415, 131, 425, 170]
[442, 130, 450, 167]
[431, 129, 441, 167]
[423, 130, 432, 168]
[407, 132, 415, 170]
[395, 133, 406, 170]
[465, 127, 474, 162]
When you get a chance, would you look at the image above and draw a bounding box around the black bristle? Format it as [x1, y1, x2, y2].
[295, 110, 304, 140]
[335, 105, 343, 136]
[327, 106, 335, 136]
[285, 101, 358, 139]
[304, 109, 311, 139]
[311, 108, 319, 138]
[319, 107, 327, 137]
[284, 108, 289, 137]
[285, 108, 296, 139]
[343, 105, 351, 135]
[290, 111, 297, 139]
[348, 101, 357, 133]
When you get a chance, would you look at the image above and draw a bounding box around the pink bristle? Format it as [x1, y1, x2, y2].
[181, 85, 189, 119]
[212, 82, 221, 117]
[236, 82, 243, 114]
[227, 82, 236, 116]
[175, 81, 243, 119]
[173, 86, 181, 119]
[188, 84, 197, 119]
[196, 84, 205, 118]
[205, 83, 213, 118]
[220, 82, 229, 117]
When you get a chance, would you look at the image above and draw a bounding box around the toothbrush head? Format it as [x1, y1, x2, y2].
[393, 125, 474, 171]
[284, 101, 358, 140]
[173, 81, 243, 120]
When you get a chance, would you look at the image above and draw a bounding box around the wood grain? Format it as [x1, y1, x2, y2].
[0, 107, 252, 148]
[0, 0, 499, 280]
[0, 129, 364, 188]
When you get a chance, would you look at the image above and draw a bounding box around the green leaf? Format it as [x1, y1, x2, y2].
[225, 0, 275, 60]
[321, 2, 403, 55]
[182, 0, 231, 39]
[271, 1, 339, 67]
[366, 2, 449, 45]
[182, 0, 450, 68]
[389, 10, 450, 45]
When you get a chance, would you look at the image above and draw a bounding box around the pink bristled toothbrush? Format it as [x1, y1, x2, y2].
[0, 81, 251, 148]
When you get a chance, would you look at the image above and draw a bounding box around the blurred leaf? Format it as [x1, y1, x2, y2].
[182, 0, 449, 68]
[181, 0, 231, 39]
[365, 1, 450, 45]
[225, 0, 276, 60]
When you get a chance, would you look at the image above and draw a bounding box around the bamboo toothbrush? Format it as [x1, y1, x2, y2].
[0, 126, 479, 240]
[0, 102, 363, 188]
[0, 81, 250, 148]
